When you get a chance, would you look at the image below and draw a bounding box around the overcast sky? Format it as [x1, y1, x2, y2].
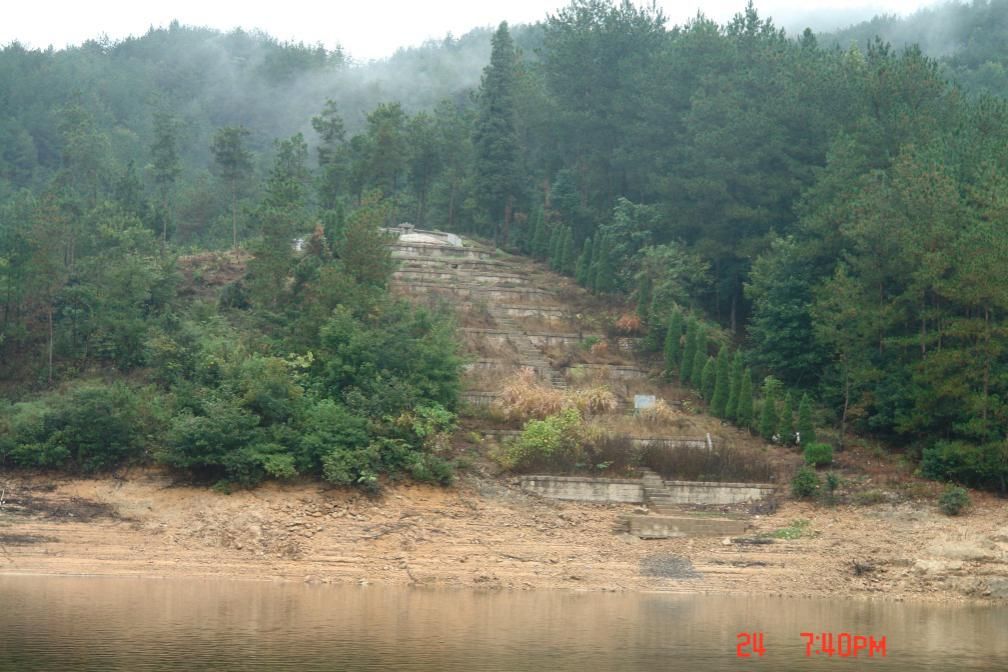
[3, 1, 943, 62]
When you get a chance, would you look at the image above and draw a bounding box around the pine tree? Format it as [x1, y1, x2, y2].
[548, 225, 561, 268]
[473, 22, 521, 242]
[663, 310, 683, 379]
[726, 351, 743, 420]
[680, 317, 698, 382]
[560, 227, 575, 275]
[530, 209, 548, 259]
[689, 326, 705, 388]
[780, 391, 795, 445]
[575, 236, 592, 285]
[701, 356, 716, 400]
[636, 273, 652, 319]
[797, 393, 816, 445]
[759, 385, 779, 443]
[737, 368, 754, 430]
[588, 231, 604, 290]
[593, 235, 614, 293]
[711, 345, 731, 417]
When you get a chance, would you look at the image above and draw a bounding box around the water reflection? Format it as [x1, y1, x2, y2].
[0, 575, 1004, 671]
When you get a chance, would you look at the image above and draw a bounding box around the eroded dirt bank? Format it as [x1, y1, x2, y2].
[1, 470, 1006, 603]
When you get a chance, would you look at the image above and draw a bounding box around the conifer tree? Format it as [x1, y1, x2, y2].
[663, 309, 683, 379]
[780, 391, 795, 445]
[560, 227, 575, 274]
[691, 342, 705, 389]
[737, 368, 754, 430]
[530, 209, 548, 259]
[711, 345, 730, 417]
[548, 225, 561, 268]
[759, 385, 779, 443]
[797, 393, 816, 445]
[593, 235, 614, 293]
[575, 236, 592, 285]
[588, 231, 604, 289]
[473, 22, 521, 243]
[636, 273, 652, 319]
[680, 317, 698, 382]
[701, 356, 716, 400]
[726, 351, 743, 420]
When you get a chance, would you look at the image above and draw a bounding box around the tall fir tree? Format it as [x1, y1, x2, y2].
[473, 22, 522, 243]
[690, 339, 705, 389]
[560, 227, 575, 274]
[575, 236, 592, 285]
[737, 368, 754, 430]
[664, 309, 683, 379]
[701, 356, 716, 400]
[711, 345, 731, 417]
[680, 317, 698, 383]
[588, 231, 605, 289]
[530, 208, 548, 259]
[797, 393, 816, 445]
[726, 351, 743, 420]
[548, 224, 561, 268]
[636, 273, 652, 319]
[593, 235, 614, 293]
[759, 385, 779, 443]
[780, 391, 796, 445]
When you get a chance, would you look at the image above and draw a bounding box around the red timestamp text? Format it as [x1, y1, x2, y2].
[800, 632, 886, 658]
[736, 632, 766, 658]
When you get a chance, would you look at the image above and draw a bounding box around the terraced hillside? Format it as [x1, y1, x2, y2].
[387, 230, 783, 478]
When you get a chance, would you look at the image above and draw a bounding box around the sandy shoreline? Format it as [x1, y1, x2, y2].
[0, 470, 1006, 604]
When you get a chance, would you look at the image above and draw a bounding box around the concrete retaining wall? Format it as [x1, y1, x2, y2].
[662, 480, 775, 505]
[393, 269, 529, 285]
[520, 474, 775, 507]
[520, 476, 644, 504]
[563, 364, 649, 381]
[393, 283, 554, 304]
[628, 437, 709, 450]
[621, 514, 748, 538]
[391, 244, 491, 260]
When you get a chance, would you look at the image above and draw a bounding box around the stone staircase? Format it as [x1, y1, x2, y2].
[641, 468, 676, 515]
[487, 305, 568, 390]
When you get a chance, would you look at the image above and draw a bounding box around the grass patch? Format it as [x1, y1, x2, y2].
[852, 489, 891, 506]
[762, 519, 815, 540]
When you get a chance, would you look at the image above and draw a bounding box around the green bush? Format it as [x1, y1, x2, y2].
[503, 408, 583, 472]
[938, 485, 970, 516]
[803, 442, 834, 468]
[791, 466, 821, 498]
[2, 383, 154, 473]
[921, 440, 1008, 493]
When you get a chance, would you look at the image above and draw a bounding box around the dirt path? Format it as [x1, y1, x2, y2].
[1, 471, 1005, 603]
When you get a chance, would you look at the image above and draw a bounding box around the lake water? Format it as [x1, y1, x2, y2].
[0, 575, 1005, 670]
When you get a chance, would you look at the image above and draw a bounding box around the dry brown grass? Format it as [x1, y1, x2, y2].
[494, 368, 568, 421]
[568, 386, 618, 415]
[492, 368, 619, 423]
[636, 399, 680, 426]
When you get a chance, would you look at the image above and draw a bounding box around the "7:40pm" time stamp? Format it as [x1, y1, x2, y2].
[737, 632, 887, 658]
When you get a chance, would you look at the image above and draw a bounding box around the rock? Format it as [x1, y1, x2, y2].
[929, 540, 1000, 562]
[913, 559, 964, 575]
[987, 578, 1008, 599]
